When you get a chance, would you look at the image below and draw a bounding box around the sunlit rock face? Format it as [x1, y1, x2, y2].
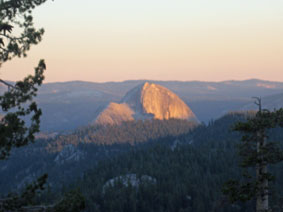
[95, 82, 198, 125]
[95, 102, 135, 125]
[141, 82, 195, 120]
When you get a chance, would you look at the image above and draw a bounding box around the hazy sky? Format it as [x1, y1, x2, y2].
[1, 0, 283, 82]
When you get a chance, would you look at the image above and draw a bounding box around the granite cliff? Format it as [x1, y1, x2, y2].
[95, 82, 198, 125]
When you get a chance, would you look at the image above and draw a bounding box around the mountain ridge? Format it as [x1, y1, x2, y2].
[2, 79, 283, 131]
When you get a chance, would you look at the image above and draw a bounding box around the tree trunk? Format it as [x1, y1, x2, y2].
[256, 131, 269, 212]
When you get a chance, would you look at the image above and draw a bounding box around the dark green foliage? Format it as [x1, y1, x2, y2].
[0, 60, 45, 159]
[48, 119, 197, 152]
[1, 0, 47, 159]
[77, 139, 244, 212]
[0, 177, 85, 212]
[0, 1, 85, 211]
[0, 0, 49, 210]
[44, 114, 245, 211]
[1, 106, 282, 211]
[223, 180, 257, 203]
[67, 113, 282, 212]
[0, 119, 196, 195]
[52, 189, 85, 212]
[223, 102, 283, 211]
[0, 0, 48, 65]
[0, 174, 47, 211]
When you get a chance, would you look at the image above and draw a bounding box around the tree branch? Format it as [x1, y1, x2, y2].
[252, 97, 262, 112]
[0, 79, 15, 88]
[0, 33, 27, 40]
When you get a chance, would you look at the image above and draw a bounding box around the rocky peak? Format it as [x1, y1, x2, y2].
[95, 82, 198, 125]
[140, 82, 194, 120]
[95, 102, 135, 125]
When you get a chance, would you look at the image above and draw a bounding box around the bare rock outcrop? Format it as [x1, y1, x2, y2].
[95, 82, 198, 125]
[95, 102, 135, 125]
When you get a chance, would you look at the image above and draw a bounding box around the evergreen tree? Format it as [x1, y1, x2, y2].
[223, 97, 283, 212]
[0, 1, 85, 211]
[0, 0, 47, 159]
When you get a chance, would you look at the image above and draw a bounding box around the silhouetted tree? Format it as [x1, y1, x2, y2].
[0, 1, 85, 211]
[223, 97, 283, 212]
[0, 0, 47, 159]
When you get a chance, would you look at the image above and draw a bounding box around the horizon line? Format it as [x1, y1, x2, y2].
[39, 78, 283, 84]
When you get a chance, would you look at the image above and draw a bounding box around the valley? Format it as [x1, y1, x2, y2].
[1, 80, 283, 211]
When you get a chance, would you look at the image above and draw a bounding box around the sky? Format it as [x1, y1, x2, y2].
[1, 0, 283, 83]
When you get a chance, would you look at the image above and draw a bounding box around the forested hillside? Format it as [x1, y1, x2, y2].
[1, 113, 283, 211]
[48, 119, 197, 152]
[72, 113, 283, 212]
[0, 119, 196, 193]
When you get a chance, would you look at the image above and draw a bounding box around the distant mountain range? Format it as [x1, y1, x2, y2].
[1, 79, 283, 132]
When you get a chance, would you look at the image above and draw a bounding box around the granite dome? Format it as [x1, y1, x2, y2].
[95, 82, 198, 125]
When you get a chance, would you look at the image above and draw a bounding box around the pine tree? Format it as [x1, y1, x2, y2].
[0, 1, 85, 211]
[0, 0, 47, 159]
[223, 97, 283, 212]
